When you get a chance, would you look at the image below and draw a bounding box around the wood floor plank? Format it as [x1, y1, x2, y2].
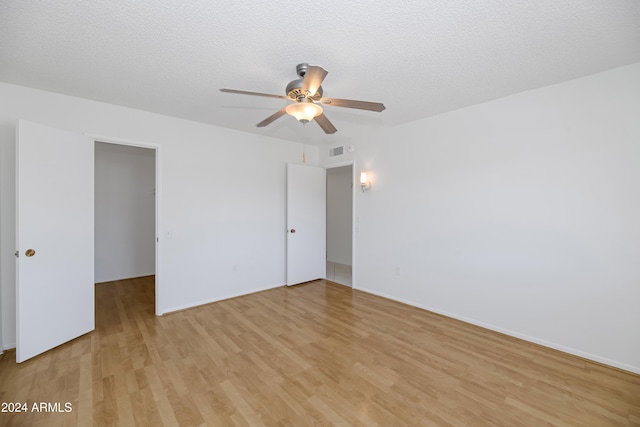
[1, 276, 639, 426]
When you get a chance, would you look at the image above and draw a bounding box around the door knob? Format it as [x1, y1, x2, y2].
[25, 249, 36, 257]
[290, 229, 296, 233]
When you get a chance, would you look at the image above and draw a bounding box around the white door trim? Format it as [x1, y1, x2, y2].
[86, 133, 163, 316]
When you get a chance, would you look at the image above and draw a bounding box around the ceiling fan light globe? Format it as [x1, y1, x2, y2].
[286, 102, 323, 122]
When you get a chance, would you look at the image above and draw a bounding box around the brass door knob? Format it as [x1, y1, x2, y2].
[290, 229, 296, 233]
[25, 249, 36, 257]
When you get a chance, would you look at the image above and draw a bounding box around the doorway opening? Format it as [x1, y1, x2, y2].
[94, 140, 159, 313]
[326, 163, 354, 287]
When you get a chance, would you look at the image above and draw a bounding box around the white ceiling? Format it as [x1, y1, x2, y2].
[1, 1, 639, 146]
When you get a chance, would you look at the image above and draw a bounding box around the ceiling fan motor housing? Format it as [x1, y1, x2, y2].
[286, 63, 323, 101]
[286, 81, 323, 101]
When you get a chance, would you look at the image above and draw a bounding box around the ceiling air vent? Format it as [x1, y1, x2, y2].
[328, 146, 344, 157]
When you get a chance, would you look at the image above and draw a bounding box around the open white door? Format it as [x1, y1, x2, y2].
[16, 120, 94, 362]
[286, 163, 326, 285]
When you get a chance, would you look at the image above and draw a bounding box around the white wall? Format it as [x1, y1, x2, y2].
[322, 63, 640, 373]
[326, 165, 353, 265]
[0, 123, 16, 350]
[95, 142, 155, 283]
[0, 83, 318, 349]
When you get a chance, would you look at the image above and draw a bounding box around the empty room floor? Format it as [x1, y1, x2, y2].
[1, 277, 639, 426]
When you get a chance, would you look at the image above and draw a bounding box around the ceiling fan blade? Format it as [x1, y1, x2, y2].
[315, 113, 337, 134]
[256, 107, 288, 127]
[301, 66, 328, 97]
[320, 97, 385, 112]
[220, 88, 288, 100]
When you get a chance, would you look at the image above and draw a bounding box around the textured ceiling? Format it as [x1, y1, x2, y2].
[1, 1, 639, 146]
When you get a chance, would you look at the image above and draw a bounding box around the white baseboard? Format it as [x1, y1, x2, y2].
[357, 287, 640, 375]
[2, 342, 16, 352]
[159, 283, 283, 315]
[95, 273, 155, 284]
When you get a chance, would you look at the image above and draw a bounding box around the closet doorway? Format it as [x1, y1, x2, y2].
[326, 164, 353, 287]
[95, 142, 156, 298]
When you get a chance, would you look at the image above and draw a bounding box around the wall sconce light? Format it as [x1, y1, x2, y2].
[360, 171, 371, 192]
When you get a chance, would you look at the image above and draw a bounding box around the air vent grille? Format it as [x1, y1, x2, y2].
[328, 146, 344, 157]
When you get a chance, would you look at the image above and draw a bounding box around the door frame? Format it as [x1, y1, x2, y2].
[87, 133, 163, 315]
[325, 160, 356, 289]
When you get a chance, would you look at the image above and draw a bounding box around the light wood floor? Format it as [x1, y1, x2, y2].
[1, 277, 639, 426]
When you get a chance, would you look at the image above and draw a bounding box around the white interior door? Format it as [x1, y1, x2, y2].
[286, 163, 326, 285]
[16, 120, 95, 362]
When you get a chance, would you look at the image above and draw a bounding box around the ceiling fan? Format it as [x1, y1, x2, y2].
[220, 63, 385, 134]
